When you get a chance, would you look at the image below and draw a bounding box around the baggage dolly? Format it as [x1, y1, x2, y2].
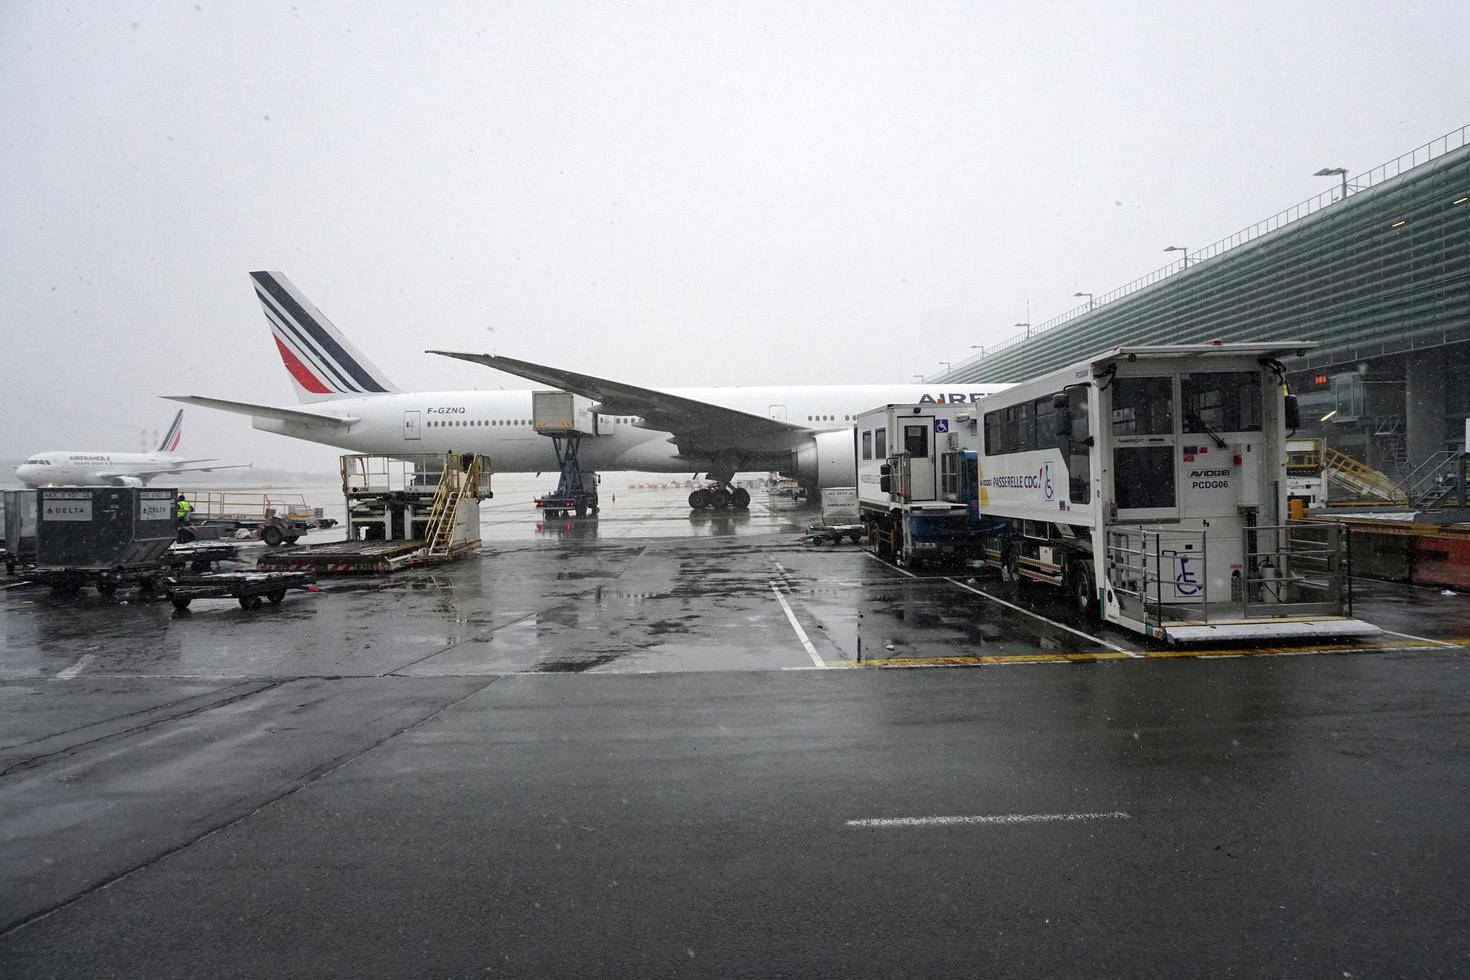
[164, 571, 316, 611]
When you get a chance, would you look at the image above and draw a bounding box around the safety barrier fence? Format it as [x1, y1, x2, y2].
[1105, 522, 1351, 628]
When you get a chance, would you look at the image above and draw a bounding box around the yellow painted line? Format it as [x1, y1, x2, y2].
[832, 639, 1460, 668]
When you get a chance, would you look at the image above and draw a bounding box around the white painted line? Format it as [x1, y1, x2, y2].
[847, 811, 1131, 829]
[54, 654, 95, 680]
[943, 577, 1142, 657]
[863, 551, 916, 578]
[769, 582, 826, 668]
[1375, 628, 1459, 648]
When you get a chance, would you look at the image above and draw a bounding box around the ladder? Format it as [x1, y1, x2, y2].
[1321, 448, 1407, 504]
[422, 455, 481, 557]
[1403, 451, 1464, 510]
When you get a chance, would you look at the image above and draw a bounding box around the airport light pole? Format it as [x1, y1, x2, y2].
[1164, 245, 1189, 268]
[1314, 166, 1350, 199]
[1074, 291, 1094, 311]
[938, 362, 952, 375]
[969, 344, 986, 356]
[1014, 321, 1031, 339]
[912, 374, 924, 383]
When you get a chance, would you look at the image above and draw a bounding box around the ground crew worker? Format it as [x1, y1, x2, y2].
[176, 494, 194, 525]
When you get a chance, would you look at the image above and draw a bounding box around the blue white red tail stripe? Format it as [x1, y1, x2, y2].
[156, 410, 183, 453]
[249, 271, 399, 402]
[257, 297, 362, 393]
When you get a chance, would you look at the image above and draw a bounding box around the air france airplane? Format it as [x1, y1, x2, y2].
[14, 411, 248, 487]
[168, 272, 1009, 508]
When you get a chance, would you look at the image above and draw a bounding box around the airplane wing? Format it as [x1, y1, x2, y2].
[162, 395, 359, 430]
[427, 351, 810, 454]
[117, 461, 255, 482]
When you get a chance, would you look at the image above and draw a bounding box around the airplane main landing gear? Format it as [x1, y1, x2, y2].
[688, 483, 750, 511]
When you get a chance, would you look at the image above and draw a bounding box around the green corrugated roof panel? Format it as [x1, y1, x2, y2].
[946, 146, 1470, 383]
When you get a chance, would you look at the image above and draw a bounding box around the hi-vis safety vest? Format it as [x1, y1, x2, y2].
[177, 499, 193, 519]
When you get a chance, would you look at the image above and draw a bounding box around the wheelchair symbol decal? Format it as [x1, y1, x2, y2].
[1174, 554, 1201, 597]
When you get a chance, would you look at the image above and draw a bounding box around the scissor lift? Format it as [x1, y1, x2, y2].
[536, 433, 599, 518]
[532, 391, 600, 519]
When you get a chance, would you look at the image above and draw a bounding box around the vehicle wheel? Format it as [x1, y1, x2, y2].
[689, 488, 711, 509]
[176, 526, 196, 544]
[848, 531, 863, 543]
[732, 488, 751, 510]
[709, 487, 732, 509]
[239, 594, 263, 610]
[575, 503, 587, 518]
[172, 597, 192, 610]
[96, 581, 118, 597]
[191, 559, 211, 573]
[261, 526, 285, 547]
[284, 534, 301, 545]
[1001, 547, 1020, 584]
[1072, 561, 1099, 619]
[266, 589, 286, 605]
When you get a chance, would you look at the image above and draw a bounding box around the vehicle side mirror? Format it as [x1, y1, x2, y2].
[879, 475, 892, 495]
[1284, 393, 1300, 431]
[879, 463, 890, 476]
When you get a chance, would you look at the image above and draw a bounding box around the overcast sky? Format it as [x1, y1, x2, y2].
[2, 1, 1467, 470]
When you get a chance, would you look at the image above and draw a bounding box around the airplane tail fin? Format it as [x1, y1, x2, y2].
[157, 409, 184, 453]
[250, 271, 400, 403]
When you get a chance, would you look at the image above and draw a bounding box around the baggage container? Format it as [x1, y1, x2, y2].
[36, 487, 179, 568]
[3, 489, 39, 572]
[532, 391, 600, 436]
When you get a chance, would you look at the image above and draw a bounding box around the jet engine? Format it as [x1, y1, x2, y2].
[790, 429, 855, 490]
[110, 476, 146, 487]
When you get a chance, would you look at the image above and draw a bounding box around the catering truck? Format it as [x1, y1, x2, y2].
[969, 343, 1377, 643]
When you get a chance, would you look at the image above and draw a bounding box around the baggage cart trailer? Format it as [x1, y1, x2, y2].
[165, 571, 315, 611]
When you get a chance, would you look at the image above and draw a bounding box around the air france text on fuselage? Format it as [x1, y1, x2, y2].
[917, 393, 989, 405]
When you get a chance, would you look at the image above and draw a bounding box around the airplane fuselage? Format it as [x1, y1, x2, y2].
[253, 384, 1005, 480]
[15, 452, 185, 488]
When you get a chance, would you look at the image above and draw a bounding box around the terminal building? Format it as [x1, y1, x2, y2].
[935, 126, 1470, 479]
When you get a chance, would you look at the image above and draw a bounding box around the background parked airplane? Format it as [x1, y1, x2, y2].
[168, 272, 1009, 506]
[13, 410, 249, 487]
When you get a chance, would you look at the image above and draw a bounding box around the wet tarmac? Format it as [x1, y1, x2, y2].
[3, 484, 1469, 977]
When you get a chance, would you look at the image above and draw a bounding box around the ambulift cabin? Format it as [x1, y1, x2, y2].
[856, 402, 996, 567]
[970, 343, 1378, 643]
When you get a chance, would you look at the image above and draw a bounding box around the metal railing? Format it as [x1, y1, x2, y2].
[932, 123, 1470, 382]
[340, 453, 494, 498]
[1105, 522, 1351, 629]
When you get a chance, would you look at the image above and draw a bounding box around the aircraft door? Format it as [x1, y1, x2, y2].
[768, 404, 787, 421]
[903, 418, 936, 500]
[403, 410, 421, 441]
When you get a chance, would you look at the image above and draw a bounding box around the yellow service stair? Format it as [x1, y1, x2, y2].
[422, 455, 481, 557]
[1321, 448, 1407, 504]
